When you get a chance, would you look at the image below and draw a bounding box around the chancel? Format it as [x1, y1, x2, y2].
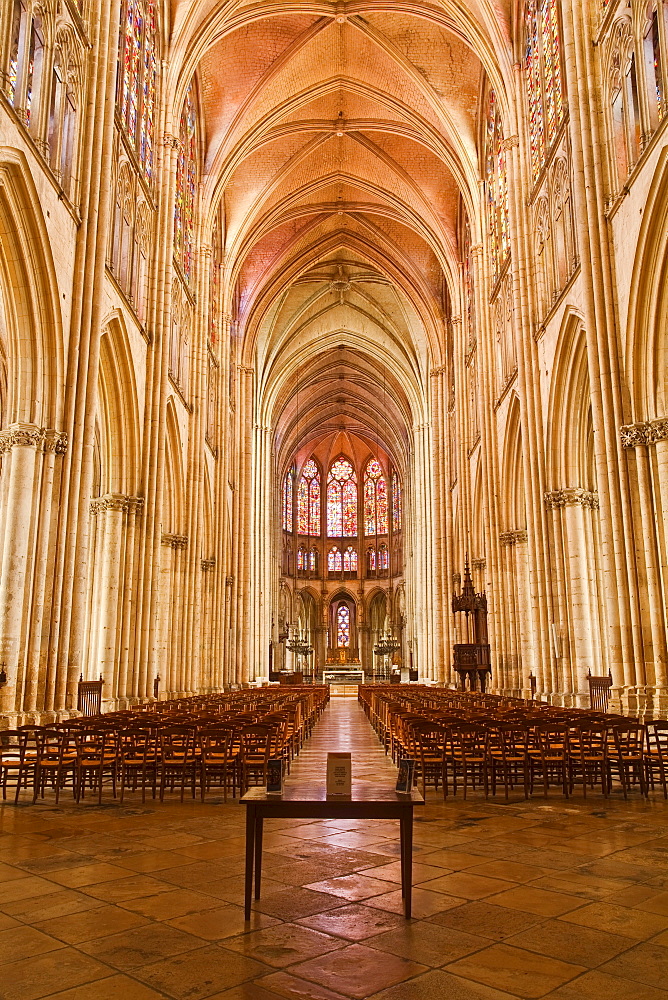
[2, 1, 668, 998]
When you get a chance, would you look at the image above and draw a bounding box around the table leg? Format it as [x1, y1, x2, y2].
[254, 815, 263, 900]
[402, 808, 413, 919]
[244, 805, 255, 921]
[399, 816, 406, 899]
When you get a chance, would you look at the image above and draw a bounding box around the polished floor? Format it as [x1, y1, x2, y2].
[2, 699, 668, 999]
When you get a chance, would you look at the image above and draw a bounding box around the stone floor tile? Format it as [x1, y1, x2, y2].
[76, 922, 204, 970]
[364, 920, 487, 966]
[0, 947, 109, 1000]
[0, 875, 62, 905]
[133, 945, 272, 999]
[505, 916, 632, 967]
[34, 904, 148, 944]
[427, 900, 542, 940]
[119, 887, 224, 920]
[366, 969, 521, 1000]
[304, 873, 394, 901]
[0, 923, 65, 963]
[560, 900, 668, 939]
[542, 969, 668, 998]
[363, 885, 464, 917]
[251, 887, 346, 920]
[257, 970, 350, 1000]
[357, 861, 447, 884]
[417, 872, 517, 900]
[46, 863, 132, 889]
[291, 942, 428, 999]
[445, 942, 586, 999]
[0, 888, 105, 923]
[487, 885, 585, 916]
[38, 974, 171, 1000]
[167, 903, 281, 941]
[297, 902, 406, 940]
[415, 850, 490, 871]
[464, 860, 555, 883]
[597, 939, 668, 990]
[223, 922, 345, 967]
[114, 851, 196, 873]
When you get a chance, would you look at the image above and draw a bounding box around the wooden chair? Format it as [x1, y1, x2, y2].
[200, 727, 238, 802]
[528, 722, 569, 797]
[33, 729, 78, 803]
[75, 728, 119, 803]
[443, 723, 489, 799]
[608, 722, 647, 798]
[0, 730, 22, 801]
[119, 726, 160, 803]
[569, 723, 609, 797]
[159, 725, 200, 802]
[646, 720, 668, 797]
[488, 723, 530, 800]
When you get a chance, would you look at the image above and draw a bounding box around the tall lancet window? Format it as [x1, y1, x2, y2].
[327, 458, 357, 537]
[364, 460, 388, 535]
[174, 84, 197, 282]
[118, 0, 158, 181]
[297, 460, 320, 535]
[525, 0, 565, 181]
[485, 89, 510, 285]
[337, 604, 351, 647]
[282, 469, 293, 532]
[392, 472, 402, 532]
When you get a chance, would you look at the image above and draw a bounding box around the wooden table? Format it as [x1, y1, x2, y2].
[241, 783, 424, 919]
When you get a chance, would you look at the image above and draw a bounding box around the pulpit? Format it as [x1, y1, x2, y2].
[452, 559, 491, 691]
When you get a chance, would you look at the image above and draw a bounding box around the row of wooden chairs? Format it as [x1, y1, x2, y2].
[360, 686, 667, 799]
[0, 686, 329, 804]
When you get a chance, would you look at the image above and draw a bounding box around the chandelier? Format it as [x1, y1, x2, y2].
[374, 628, 401, 658]
[286, 624, 313, 658]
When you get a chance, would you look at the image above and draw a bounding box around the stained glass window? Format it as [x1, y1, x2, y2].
[363, 459, 389, 535]
[343, 546, 358, 573]
[309, 548, 318, 572]
[283, 471, 293, 532]
[297, 546, 306, 571]
[367, 547, 376, 572]
[486, 89, 510, 285]
[337, 604, 350, 647]
[526, 0, 565, 182]
[8, 3, 21, 107]
[379, 544, 389, 571]
[327, 458, 357, 536]
[328, 547, 342, 572]
[297, 459, 321, 535]
[174, 84, 197, 282]
[392, 472, 402, 532]
[119, 0, 157, 182]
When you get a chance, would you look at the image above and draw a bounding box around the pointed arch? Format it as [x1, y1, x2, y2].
[164, 397, 185, 534]
[98, 313, 141, 496]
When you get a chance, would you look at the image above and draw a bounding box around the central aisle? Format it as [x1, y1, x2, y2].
[287, 694, 399, 786]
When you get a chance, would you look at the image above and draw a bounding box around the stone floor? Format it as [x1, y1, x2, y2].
[2, 698, 668, 999]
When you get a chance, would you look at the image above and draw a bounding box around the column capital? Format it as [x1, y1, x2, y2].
[90, 493, 145, 515]
[201, 557, 216, 571]
[430, 365, 447, 378]
[502, 134, 520, 151]
[499, 529, 528, 546]
[237, 365, 254, 376]
[162, 132, 179, 149]
[161, 532, 188, 549]
[621, 417, 668, 448]
[544, 488, 599, 510]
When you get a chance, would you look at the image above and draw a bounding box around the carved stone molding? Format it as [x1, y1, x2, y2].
[90, 494, 145, 515]
[621, 417, 668, 448]
[502, 134, 520, 151]
[162, 132, 179, 149]
[225, 576, 234, 587]
[544, 488, 599, 510]
[0, 425, 68, 455]
[237, 365, 254, 376]
[201, 557, 215, 571]
[200, 244, 213, 258]
[471, 557, 486, 570]
[430, 365, 447, 377]
[500, 529, 528, 546]
[43, 429, 68, 454]
[161, 532, 188, 549]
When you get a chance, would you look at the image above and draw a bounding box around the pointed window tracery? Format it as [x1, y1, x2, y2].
[525, 0, 566, 182]
[337, 604, 351, 647]
[486, 89, 510, 285]
[364, 459, 388, 535]
[174, 84, 197, 283]
[327, 458, 357, 537]
[328, 547, 342, 573]
[343, 546, 358, 573]
[297, 460, 320, 535]
[118, 0, 158, 182]
[283, 470, 294, 532]
[392, 472, 402, 533]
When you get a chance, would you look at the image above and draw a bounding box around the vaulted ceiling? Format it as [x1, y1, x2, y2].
[169, 2, 515, 474]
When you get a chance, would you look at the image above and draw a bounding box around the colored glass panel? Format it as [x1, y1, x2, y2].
[364, 459, 388, 535]
[8, 3, 21, 106]
[297, 547, 305, 571]
[337, 605, 350, 647]
[174, 85, 197, 282]
[368, 547, 376, 571]
[327, 458, 357, 537]
[486, 89, 510, 285]
[392, 473, 402, 532]
[526, 0, 565, 181]
[328, 547, 342, 572]
[343, 546, 358, 573]
[282, 472, 293, 532]
[309, 548, 317, 572]
[379, 545, 389, 570]
[119, 0, 158, 183]
[297, 459, 320, 535]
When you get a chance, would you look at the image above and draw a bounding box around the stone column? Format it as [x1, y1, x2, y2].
[0, 425, 44, 720]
